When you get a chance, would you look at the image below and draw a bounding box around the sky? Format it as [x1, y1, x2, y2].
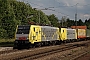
[17, 0, 90, 21]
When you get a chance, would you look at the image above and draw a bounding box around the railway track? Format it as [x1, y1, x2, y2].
[76, 52, 90, 60]
[71, 51, 89, 60]
[21, 41, 90, 60]
[0, 40, 90, 60]
[0, 49, 18, 55]
[70, 46, 90, 60]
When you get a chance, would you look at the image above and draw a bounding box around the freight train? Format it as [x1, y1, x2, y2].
[13, 25, 90, 49]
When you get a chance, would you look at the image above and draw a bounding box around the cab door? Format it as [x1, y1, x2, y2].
[32, 26, 41, 43]
[35, 27, 41, 42]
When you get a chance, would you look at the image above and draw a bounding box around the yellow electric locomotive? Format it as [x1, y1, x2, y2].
[60, 28, 77, 42]
[14, 25, 60, 49]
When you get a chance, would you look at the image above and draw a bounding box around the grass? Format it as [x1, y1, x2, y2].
[0, 39, 15, 43]
[0, 39, 15, 47]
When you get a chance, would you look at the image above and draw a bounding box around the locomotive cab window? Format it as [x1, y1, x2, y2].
[63, 30, 64, 32]
[16, 25, 30, 34]
[34, 27, 35, 32]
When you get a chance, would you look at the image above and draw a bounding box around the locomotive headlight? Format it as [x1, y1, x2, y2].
[27, 38, 29, 39]
[16, 37, 18, 39]
[15, 41, 18, 43]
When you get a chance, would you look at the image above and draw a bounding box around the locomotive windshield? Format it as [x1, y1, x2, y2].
[16, 25, 30, 34]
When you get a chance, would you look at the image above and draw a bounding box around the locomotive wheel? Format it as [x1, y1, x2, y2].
[52, 41, 55, 45]
[37, 43, 41, 47]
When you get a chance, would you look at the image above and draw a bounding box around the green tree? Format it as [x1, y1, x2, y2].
[0, 0, 51, 39]
[0, 0, 20, 38]
[47, 14, 58, 27]
[85, 18, 90, 29]
[77, 19, 84, 26]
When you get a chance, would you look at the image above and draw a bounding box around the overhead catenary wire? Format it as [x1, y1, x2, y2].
[28, 1, 69, 17]
[24, 1, 90, 20]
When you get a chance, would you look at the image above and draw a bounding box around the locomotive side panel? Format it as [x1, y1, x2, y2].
[41, 26, 59, 41]
[67, 29, 77, 39]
